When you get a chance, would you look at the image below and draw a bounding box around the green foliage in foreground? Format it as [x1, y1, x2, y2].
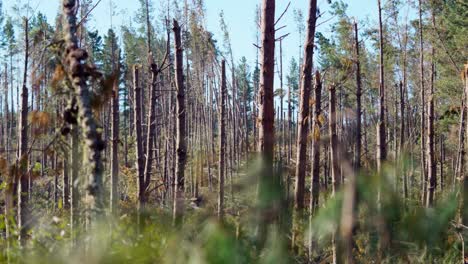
[0, 159, 466, 263]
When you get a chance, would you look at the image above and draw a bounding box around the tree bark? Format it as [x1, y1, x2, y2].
[377, 0, 387, 172]
[294, 0, 317, 210]
[133, 66, 145, 208]
[17, 17, 30, 243]
[62, 0, 105, 225]
[456, 91, 466, 189]
[173, 20, 186, 224]
[400, 81, 408, 199]
[143, 65, 158, 205]
[258, 0, 275, 169]
[418, 0, 427, 203]
[218, 60, 227, 220]
[463, 64, 468, 225]
[308, 71, 322, 260]
[329, 84, 340, 264]
[110, 62, 120, 212]
[329, 84, 340, 194]
[310, 71, 322, 214]
[425, 13, 436, 207]
[70, 125, 79, 243]
[354, 21, 362, 170]
[256, 0, 276, 245]
[63, 154, 70, 210]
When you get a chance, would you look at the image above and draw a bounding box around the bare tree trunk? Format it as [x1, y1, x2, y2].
[143, 66, 158, 205]
[329, 84, 340, 194]
[173, 20, 186, 224]
[377, 0, 387, 172]
[63, 154, 70, 210]
[426, 15, 436, 207]
[294, 0, 317, 210]
[257, 0, 275, 244]
[310, 71, 322, 214]
[463, 65, 468, 226]
[18, 17, 30, 243]
[258, 0, 275, 165]
[418, 0, 427, 203]
[70, 125, 79, 243]
[456, 91, 466, 189]
[279, 39, 284, 161]
[400, 81, 408, 199]
[308, 71, 322, 260]
[218, 60, 227, 220]
[133, 66, 145, 207]
[62, 0, 105, 226]
[110, 64, 120, 212]
[3, 64, 9, 164]
[288, 78, 292, 165]
[329, 84, 340, 264]
[440, 136, 444, 191]
[354, 21, 362, 170]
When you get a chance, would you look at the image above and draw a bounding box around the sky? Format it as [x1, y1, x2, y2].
[3, 0, 387, 68]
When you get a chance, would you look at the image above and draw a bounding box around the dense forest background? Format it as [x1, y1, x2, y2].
[0, 0, 467, 263]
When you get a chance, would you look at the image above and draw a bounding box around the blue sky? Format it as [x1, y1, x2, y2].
[3, 0, 387, 66]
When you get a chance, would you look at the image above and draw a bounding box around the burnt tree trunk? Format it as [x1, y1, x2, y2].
[62, 0, 106, 227]
[218, 60, 227, 220]
[110, 60, 120, 212]
[70, 125, 79, 242]
[18, 17, 30, 243]
[294, 0, 317, 210]
[426, 14, 436, 207]
[173, 20, 187, 224]
[377, 0, 387, 172]
[329, 84, 340, 194]
[329, 84, 340, 264]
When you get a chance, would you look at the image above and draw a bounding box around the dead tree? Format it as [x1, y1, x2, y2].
[426, 12, 437, 207]
[398, 80, 409, 199]
[17, 17, 30, 243]
[310, 71, 322, 213]
[354, 21, 362, 170]
[256, 0, 276, 244]
[258, 0, 276, 169]
[377, 0, 387, 172]
[294, 0, 318, 210]
[329, 84, 340, 194]
[218, 60, 227, 220]
[456, 91, 466, 186]
[418, 0, 427, 202]
[133, 66, 145, 208]
[463, 64, 468, 225]
[70, 125, 79, 241]
[308, 71, 322, 259]
[63, 154, 70, 210]
[329, 83, 340, 264]
[173, 19, 187, 224]
[110, 54, 120, 212]
[62, 0, 105, 224]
